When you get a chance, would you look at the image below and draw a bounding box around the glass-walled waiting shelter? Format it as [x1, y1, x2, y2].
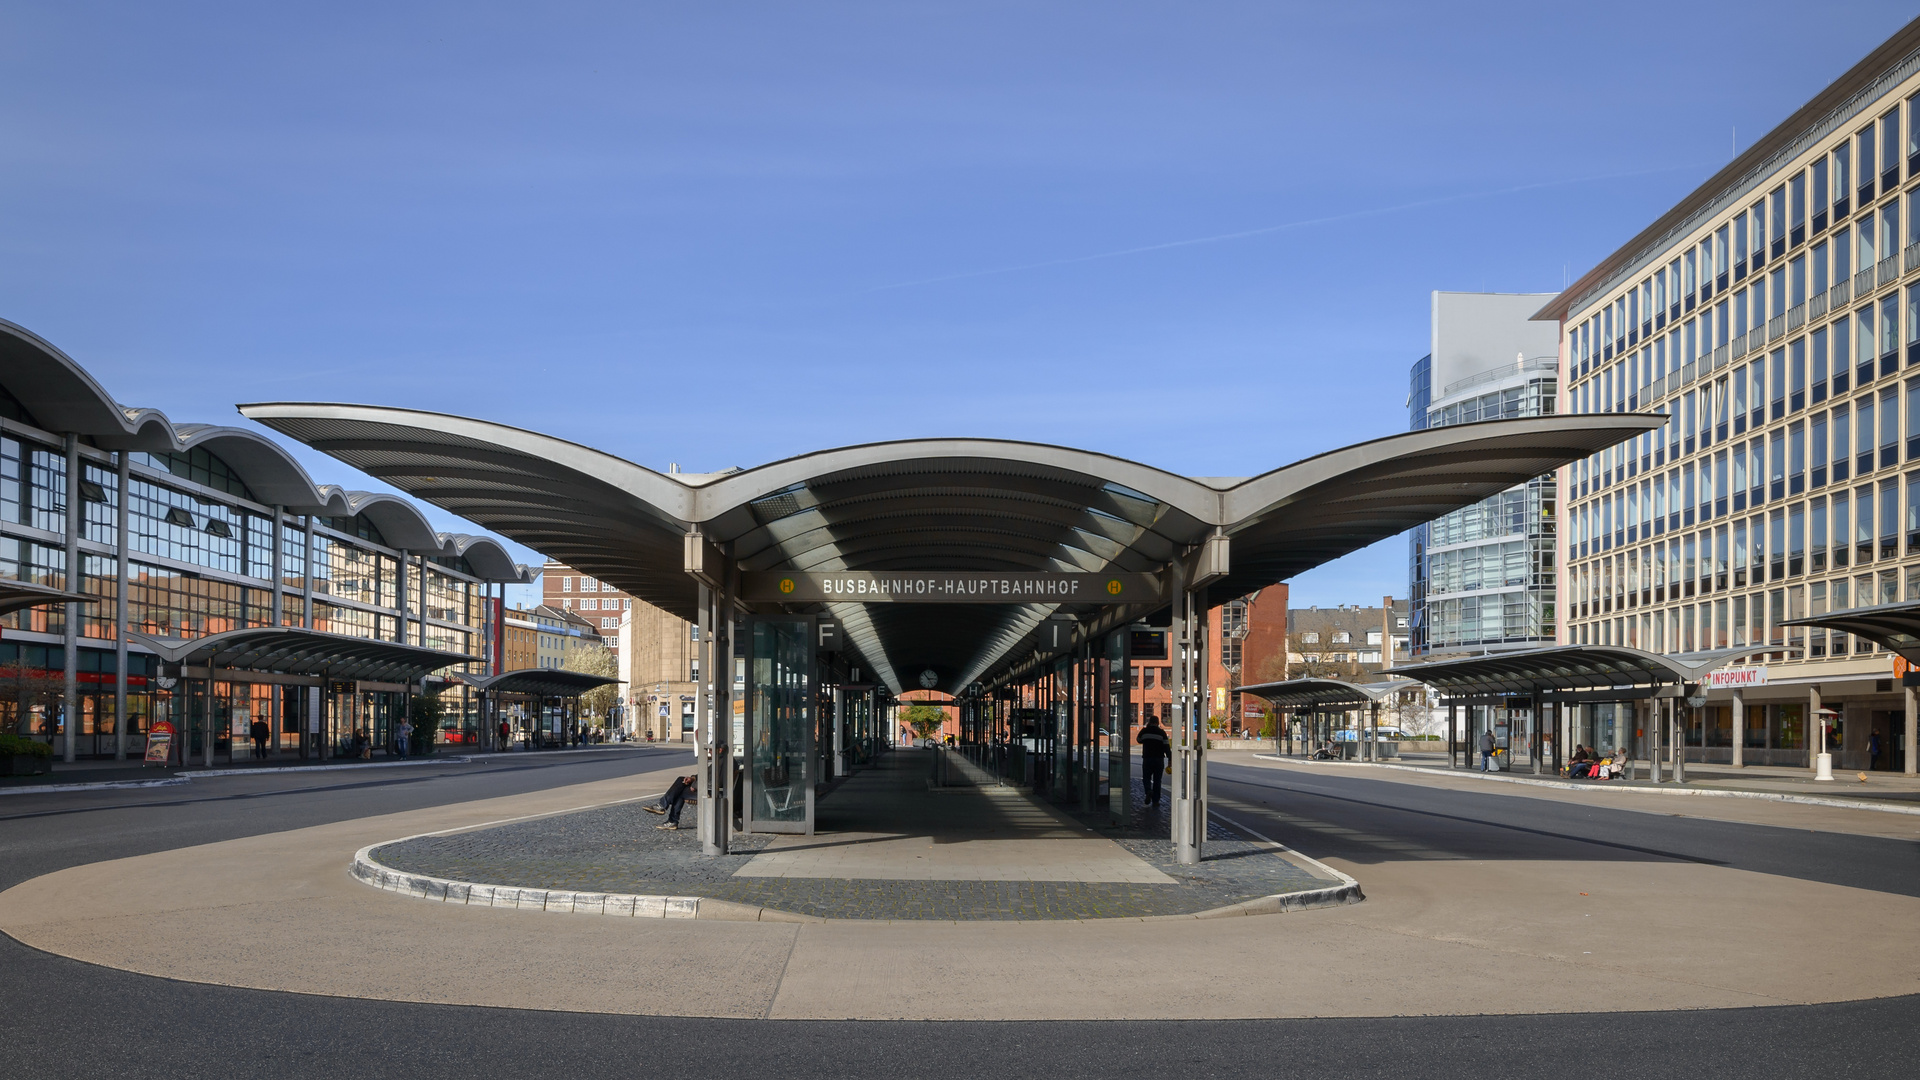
[461, 668, 623, 749]
[0, 318, 531, 760]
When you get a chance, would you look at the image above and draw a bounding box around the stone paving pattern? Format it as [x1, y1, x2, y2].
[377, 757, 1322, 920]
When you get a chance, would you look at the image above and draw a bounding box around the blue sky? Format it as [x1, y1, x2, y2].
[5, 1, 1914, 608]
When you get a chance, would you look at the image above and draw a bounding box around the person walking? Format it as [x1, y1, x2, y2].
[396, 719, 412, 758]
[1137, 717, 1171, 807]
[249, 717, 270, 760]
[498, 720, 510, 751]
[1868, 730, 1882, 769]
[1479, 727, 1496, 772]
[645, 774, 697, 830]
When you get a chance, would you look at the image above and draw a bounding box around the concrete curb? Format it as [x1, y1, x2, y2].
[348, 798, 1364, 925]
[1252, 754, 1920, 817]
[1171, 810, 1365, 920]
[350, 841, 821, 923]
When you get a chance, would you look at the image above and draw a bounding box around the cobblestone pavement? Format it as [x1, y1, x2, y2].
[375, 765, 1322, 920]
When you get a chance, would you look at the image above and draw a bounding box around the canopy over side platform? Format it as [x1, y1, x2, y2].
[1388, 644, 1792, 701]
[0, 579, 95, 618]
[460, 668, 621, 697]
[129, 627, 479, 683]
[1240, 677, 1421, 710]
[1784, 600, 1920, 664]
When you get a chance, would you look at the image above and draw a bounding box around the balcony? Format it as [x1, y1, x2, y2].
[1769, 315, 1786, 342]
[1787, 303, 1806, 332]
[1439, 354, 1557, 397]
[1856, 268, 1876, 295]
[1810, 293, 1829, 320]
[1879, 255, 1900, 288]
[1907, 240, 1920, 275]
[1831, 279, 1851, 307]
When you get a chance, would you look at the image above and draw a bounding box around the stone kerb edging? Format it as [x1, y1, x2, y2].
[1256, 753, 1920, 817]
[350, 841, 818, 923]
[349, 803, 1368, 924]
[1184, 811, 1364, 920]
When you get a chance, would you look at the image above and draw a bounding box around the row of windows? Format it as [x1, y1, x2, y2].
[1575, 483, 1920, 599]
[1419, 592, 1552, 649]
[1574, 569, 1911, 658]
[1571, 407, 1920, 557]
[1426, 483, 1555, 548]
[1296, 629, 1383, 645]
[1572, 89, 1920, 375]
[1423, 539, 1554, 597]
[573, 597, 631, 611]
[1426, 378, 1558, 428]
[4, 436, 475, 618]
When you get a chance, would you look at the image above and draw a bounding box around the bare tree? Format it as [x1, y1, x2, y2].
[562, 642, 619, 723]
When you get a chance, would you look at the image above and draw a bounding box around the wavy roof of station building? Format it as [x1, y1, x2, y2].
[0, 318, 528, 583]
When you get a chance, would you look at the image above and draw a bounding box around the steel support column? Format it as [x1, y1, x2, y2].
[113, 452, 131, 761]
[62, 433, 80, 762]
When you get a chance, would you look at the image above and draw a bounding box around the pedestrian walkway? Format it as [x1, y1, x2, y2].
[9, 751, 1920, 1020]
[0, 743, 667, 790]
[372, 749, 1329, 919]
[1305, 750, 1920, 804]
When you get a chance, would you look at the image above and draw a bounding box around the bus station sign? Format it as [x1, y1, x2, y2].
[741, 571, 1163, 605]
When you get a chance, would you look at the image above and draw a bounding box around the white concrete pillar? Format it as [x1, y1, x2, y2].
[1809, 684, 1823, 774]
[1731, 690, 1745, 768]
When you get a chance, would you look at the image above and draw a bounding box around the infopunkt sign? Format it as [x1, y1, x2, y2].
[1703, 667, 1766, 689]
[740, 571, 1162, 604]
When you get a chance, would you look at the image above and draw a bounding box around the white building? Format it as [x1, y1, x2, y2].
[1540, 18, 1920, 771]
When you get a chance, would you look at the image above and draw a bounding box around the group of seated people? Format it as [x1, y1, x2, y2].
[1563, 745, 1629, 780]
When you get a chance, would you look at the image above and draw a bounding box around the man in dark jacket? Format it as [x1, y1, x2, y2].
[1479, 728, 1496, 772]
[1138, 718, 1171, 807]
[249, 717, 270, 760]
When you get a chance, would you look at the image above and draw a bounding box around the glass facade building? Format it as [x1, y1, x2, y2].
[0, 320, 526, 760]
[1545, 22, 1920, 769]
[1407, 293, 1563, 657]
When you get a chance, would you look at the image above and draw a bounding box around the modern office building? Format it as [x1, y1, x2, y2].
[0, 318, 528, 759]
[1408, 293, 1564, 658]
[1540, 17, 1920, 770]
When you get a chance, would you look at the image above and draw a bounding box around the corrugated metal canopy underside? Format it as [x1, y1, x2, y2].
[1240, 677, 1420, 709]
[461, 668, 622, 697]
[0, 579, 94, 618]
[1784, 599, 1920, 662]
[240, 404, 1662, 694]
[1389, 645, 1780, 698]
[132, 627, 479, 683]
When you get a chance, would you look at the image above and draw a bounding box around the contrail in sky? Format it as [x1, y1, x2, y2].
[863, 163, 1703, 294]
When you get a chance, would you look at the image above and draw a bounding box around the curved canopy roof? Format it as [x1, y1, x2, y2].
[129, 627, 478, 683]
[0, 319, 528, 583]
[460, 668, 622, 697]
[0, 578, 95, 618]
[1388, 645, 1787, 698]
[1241, 677, 1422, 709]
[1784, 600, 1920, 663]
[239, 401, 1659, 694]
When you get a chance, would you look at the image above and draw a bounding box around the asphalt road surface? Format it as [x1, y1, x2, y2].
[1, 748, 1914, 1080]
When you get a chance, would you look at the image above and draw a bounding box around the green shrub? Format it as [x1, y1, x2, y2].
[0, 732, 54, 758]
